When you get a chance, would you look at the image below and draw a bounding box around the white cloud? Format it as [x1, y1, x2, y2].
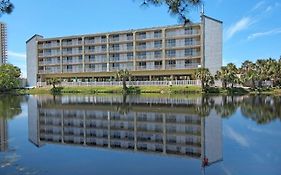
[251, 1, 265, 11]
[226, 17, 253, 40]
[248, 28, 281, 40]
[225, 126, 250, 147]
[8, 51, 26, 59]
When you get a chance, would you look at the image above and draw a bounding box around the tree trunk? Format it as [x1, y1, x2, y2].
[122, 78, 127, 91]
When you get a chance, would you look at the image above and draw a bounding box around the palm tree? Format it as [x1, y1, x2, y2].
[116, 69, 131, 92]
[195, 68, 214, 91]
[226, 63, 239, 88]
[215, 66, 228, 88]
[47, 78, 61, 89]
[240, 60, 258, 88]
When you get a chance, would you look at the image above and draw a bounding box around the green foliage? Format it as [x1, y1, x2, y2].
[0, 0, 14, 15]
[47, 78, 61, 88]
[116, 69, 131, 92]
[0, 64, 21, 92]
[140, 0, 202, 24]
[195, 68, 214, 91]
[215, 63, 239, 88]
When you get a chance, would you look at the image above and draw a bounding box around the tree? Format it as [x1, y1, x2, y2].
[140, 0, 202, 24]
[47, 78, 61, 88]
[0, 64, 21, 91]
[215, 66, 228, 88]
[0, 0, 14, 16]
[240, 60, 258, 88]
[226, 63, 239, 88]
[194, 68, 214, 91]
[116, 69, 131, 92]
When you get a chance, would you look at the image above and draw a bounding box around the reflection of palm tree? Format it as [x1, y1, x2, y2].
[240, 96, 281, 124]
[116, 94, 131, 115]
[195, 96, 214, 117]
[214, 96, 239, 118]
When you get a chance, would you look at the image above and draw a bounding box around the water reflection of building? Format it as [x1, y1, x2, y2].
[0, 118, 8, 152]
[28, 95, 222, 164]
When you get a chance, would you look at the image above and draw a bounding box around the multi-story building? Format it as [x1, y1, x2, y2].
[0, 22, 7, 65]
[26, 15, 222, 86]
[0, 117, 8, 152]
[28, 95, 223, 164]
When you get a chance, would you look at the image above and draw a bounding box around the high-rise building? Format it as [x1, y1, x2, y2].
[26, 15, 222, 87]
[0, 118, 8, 152]
[0, 22, 7, 65]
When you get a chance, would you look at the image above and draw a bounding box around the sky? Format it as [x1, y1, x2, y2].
[1, 0, 281, 77]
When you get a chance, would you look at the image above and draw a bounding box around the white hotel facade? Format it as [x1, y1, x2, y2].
[26, 15, 222, 86]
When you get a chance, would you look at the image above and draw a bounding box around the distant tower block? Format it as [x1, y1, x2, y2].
[0, 22, 7, 65]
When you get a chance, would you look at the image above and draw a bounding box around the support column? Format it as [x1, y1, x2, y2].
[106, 34, 110, 72]
[60, 39, 63, 73]
[162, 28, 166, 70]
[82, 37, 85, 72]
[133, 32, 136, 71]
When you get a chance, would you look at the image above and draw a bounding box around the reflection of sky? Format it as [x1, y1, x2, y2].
[1, 100, 281, 175]
[222, 109, 281, 175]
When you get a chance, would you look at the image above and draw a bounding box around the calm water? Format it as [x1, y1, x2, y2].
[0, 94, 280, 175]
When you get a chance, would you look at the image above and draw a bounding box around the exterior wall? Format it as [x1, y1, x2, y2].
[0, 22, 7, 65]
[203, 16, 223, 75]
[26, 35, 43, 86]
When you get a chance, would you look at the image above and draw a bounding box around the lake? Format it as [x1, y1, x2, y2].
[0, 94, 280, 175]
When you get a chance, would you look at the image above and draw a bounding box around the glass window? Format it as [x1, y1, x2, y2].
[166, 50, 176, 57]
[154, 40, 162, 48]
[166, 39, 176, 47]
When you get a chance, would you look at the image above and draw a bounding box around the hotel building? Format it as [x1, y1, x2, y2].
[0, 22, 7, 65]
[28, 95, 222, 164]
[26, 15, 222, 86]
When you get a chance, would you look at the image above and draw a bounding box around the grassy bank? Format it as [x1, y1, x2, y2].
[18, 86, 281, 95]
[24, 85, 202, 95]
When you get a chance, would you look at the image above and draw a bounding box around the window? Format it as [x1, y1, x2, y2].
[168, 60, 176, 65]
[154, 51, 162, 58]
[127, 52, 133, 59]
[138, 32, 146, 39]
[137, 52, 146, 59]
[127, 33, 133, 40]
[185, 27, 193, 35]
[185, 38, 193, 45]
[185, 59, 192, 65]
[166, 39, 176, 47]
[154, 40, 162, 48]
[111, 44, 119, 51]
[101, 45, 107, 51]
[101, 36, 106, 42]
[138, 42, 146, 49]
[154, 30, 162, 38]
[138, 62, 146, 67]
[166, 50, 176, 57]
[126, 42, 133, 50]
[154, 61, 162, 66]
[112, 34, 119, 41]
[185, 48, 192, 56]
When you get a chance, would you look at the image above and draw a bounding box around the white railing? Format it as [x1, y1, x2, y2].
[38, 80, 201, 87]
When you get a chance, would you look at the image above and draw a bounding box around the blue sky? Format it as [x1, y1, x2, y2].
[1, 0, 281, 77]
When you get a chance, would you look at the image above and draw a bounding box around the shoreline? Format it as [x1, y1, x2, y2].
[11, 85, 281, 96]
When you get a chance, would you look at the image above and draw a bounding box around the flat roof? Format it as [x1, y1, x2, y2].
[35, 23, 201, 42]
